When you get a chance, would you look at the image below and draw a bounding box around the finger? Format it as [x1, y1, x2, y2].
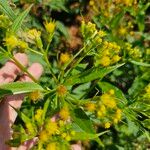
[20, 63, 43, 82]
[0, 63, 43, 150]
[0, 53, 28, 84]
[4, 63, 43, 121]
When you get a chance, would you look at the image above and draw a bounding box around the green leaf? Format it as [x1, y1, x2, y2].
[129, 60, 150, 67]
[71, 131, 108, 141]
[56, 21, 69, 38]
[11, 5, 32, 33]
[71, 108, 95, 134]
[42, 98, 50, 123]
[128, 72, 150, 97]
[142, 119, 150, 129]
[110, 11, 125, 29]
[64, 63, 124, 86]
[0, 82, 43, 97]
[98, 82, 128, 107]
[0, 0, 16, 21]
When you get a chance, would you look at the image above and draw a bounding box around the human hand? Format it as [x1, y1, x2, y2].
[0, 53, 43, 150]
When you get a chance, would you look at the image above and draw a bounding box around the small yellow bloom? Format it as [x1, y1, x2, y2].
[85, 102, 96, 112]
[100, 56, 111, 67]
[105, 122, 111, 129]
[44, 21, 56, 33]
[19, 41, 28, 49]
[101, 93, 116, 108]
[39, 130, 49, 142]
[35, 109, 43, 122]
[45, 121, 58, 135]
[112, 55, 121, 63]
[61, 132, 67, 138]
[59, 106, 70, 120]
[46, 142, 57, 150]
[26, 123, 35, 135]
[70, 130, 76, 136]
[57, 85, 67, 96]
[4, 35, 18, 49]
[65, 135, 71, 141]
[29, 90, 43, 102]
[98, 30, 106, 37]
[109, 89, 115, 95]
[119, 27, 127, 35]
[28, 29, 41, 40]
[60, 53, 70, 64]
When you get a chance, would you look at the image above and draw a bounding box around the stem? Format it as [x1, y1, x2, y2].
[43, 52, 58, 83]
[12, 56, 38, 82]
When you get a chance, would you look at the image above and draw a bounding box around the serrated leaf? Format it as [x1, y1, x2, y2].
[11, 5, 32, 33]
[71, 108, 95, 134]
[98, 82, 128, 107]
[64, 63, 124, 86]
[0, 82, 43, 98]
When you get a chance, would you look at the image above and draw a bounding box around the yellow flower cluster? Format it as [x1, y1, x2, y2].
[28, 29, 41, 40]
[46, 142, 57, 150]
[97, 41, 121, 67]
[39, 115, 76, 147]
[59, 106, 70, 120]
[29, 90, 43, 102]
[81, 21, 106, 44]
[4, 35, 28, 50]
[84, 89, 122, 128]
[115, 0, 137, 6]
[44, 20, 56, 34]
[125, 43, 142, 59]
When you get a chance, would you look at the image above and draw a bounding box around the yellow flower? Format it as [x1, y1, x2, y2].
[70, 130, 76, 136]
[57, 85, 67, 96]
[44, 21, 56, 33]
[105, 122, 111, 129]
[45, 121, 58, 135]
[59, 106, 70, 120]
[46, 142, 57, 150]
[29, 90, 43, 102]
[65, 135, 71, 141]
[35, 109, 43, 122]
[61, 132, 67, 138]
[4, 35, 18, 49]
[101, 93, 116, 108]
[98, 30, 106, 37]
[85, 102, 96, 112]
[115, 109, 122, 120]
[109, 89, 115, 95]
[60, 53, 70, 64]
[28, 29, 41, 40]
[100, 56, 111, 67]
[118, 27, 127, 35]
[39, 130, 49, 142]
[145, 84, 150, 93]
[26, 123, 35, 135]
[112, 55, 121, 63]
[19, 41, 28, 49]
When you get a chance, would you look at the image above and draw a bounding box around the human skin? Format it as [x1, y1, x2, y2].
[0, 53, 43, 150]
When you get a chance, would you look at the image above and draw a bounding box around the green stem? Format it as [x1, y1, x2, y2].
[12, 56, 38, 82]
